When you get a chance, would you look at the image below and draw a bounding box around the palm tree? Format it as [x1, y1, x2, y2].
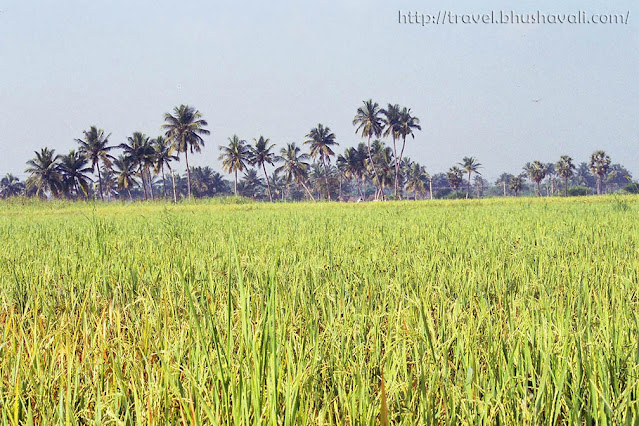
[119, 132, 155, 200]
[219, 135, 250, 196]
[381, 104, 402, 198]
[190, 166, 228, 197]
[509, 175, 525, 197]
[239, 169, 265, 199]
[556, 155, 576, 197]
[446, 166, 464, 192]
[396, 107, 421, 198]
[100, 166, 117, 201]
[0, 174, 25, 198]
[75, 126, 114, 201]
[25, 148, 62, 198]
[304, 124, 338, 200]
[524, 161, 547, 196]
[58, 149, 93, 198]
[337, 147, 363, 197]
[405, 162, 428, 200]
[162, 105, 210, 199]
[353, 100, 385, 198]
[495, 173, 514, 197]
[275, 142, 315, 201]
[459, 157, 482, 199]
[589, 150, 611, 195]
[153, 136, 179, 201]
[249, 136, 276, 202]
[113, 155, 139, 200]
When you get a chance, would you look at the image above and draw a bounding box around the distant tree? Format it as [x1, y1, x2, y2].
[249, 136, 276, 202]
[459, 156, 482, 199]
[589, 150, 611, 195]
[524, 161, 547, 196]
[275, 142, 314, 201]
[113, 155, 139, 200]
[190, 166, 228, 198]
[162, 105, 210, 199]
[555, 155, 576, 197]
[495, 173, 514, 196]
[58, 149, 93, 198]
[0, 174, 25, 198]
[381, 104, 403, 199]
[219, 135, 250, 196]
[405, 161, 428, 200]
[605, 164, 632, 192]
[353, 100, 385, 199]
[153, 136, 179, 200]
[239, 169, 264, 199]
[25, 148, 62, 198]
[395, 107, 421, 198]
[305, 124, 338, 200]
[509, 175, 525, 197]
[473, 175, 488, 198]
[120, 132, 155, 200]
[337, 147, 364, 197]
[75, 126, 114, 201]
[572, 162, 597, 189]
[446, 166, 464, 192]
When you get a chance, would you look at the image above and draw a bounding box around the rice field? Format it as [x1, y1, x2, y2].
[1, 196, 638, 424]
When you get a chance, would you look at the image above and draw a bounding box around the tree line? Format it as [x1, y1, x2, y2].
[0, 101, 635, 201]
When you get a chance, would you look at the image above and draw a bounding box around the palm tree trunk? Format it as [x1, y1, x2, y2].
[322, 157, 331, 200]
[366, 137, 380, 200]
[537, 181, 541, 196]
[185, 150, 192, 199]
[300, 180, 315, 201]
[139, 165, 148, 200]
[234, 170, 238, 196]
[398, 135, 409, 199]
[167, 164, 177, 203]
[147, 168, 154, 200]
[392, 136, 399, 199]
[466, 171, 471, 199]
[429, 178, 433, 200]
[564, 176, 568, 197]
[97, 165, 104, 201]
[262, 163, 273, 202]
[597, 175, 602, 195]
[503, 182, 507, 197]
[161, 164, 167, 199]
[127, 188, 132, 200]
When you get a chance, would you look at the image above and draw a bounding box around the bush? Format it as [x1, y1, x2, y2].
[567, 186, 594, 196]
[621, 182, 639, 194]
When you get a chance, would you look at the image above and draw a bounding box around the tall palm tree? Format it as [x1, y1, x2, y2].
[162, 104, 210, 199]
[524, 161, 547, 196]
[75, 126, 114, 201]
[304, 124, 338, 200]
[249, 136, 276, 202]
[153, 136, 179, 201]
[556, 155, 576, 197]
[0, 174, 25, 198]
[589, 150, 611, 195]
[381, 104, 402, 198]
[58, 149, 93, 198]
[275, 142, 315, 201]
[353, 100, 385, 198]
[25, 148, 62, 198]
[459, 157, 482, 199]
[119, 132, 155, 200]
[219, 135, 250, 196]
[113, 155, 139, 200]
[396, 107, 421, 198]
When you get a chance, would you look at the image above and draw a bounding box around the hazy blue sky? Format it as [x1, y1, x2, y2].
[1, 0, 638, 181]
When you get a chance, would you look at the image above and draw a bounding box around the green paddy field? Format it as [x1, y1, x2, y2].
[0, 197, 638, 424]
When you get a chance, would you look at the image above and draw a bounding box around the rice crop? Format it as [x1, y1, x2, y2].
[0, 196, 638, 424]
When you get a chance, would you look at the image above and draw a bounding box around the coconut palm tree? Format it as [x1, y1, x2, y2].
[405, 161, 428, 200]
[162, 105, 210, 199]
[304, 124, 338, 200]
[219, 135, 250, 196]
[0, 174, 25, 198]
[556, 155, 576, 197]
[589, 150, 611, 195]
[509, 175, 525, 197]
[495, 173, 514, 197]
[275, 142, 315, 201]
[337, 147, 363, 197]
[396, 107, 421, 198]
[75, 126, 114, 201]
[459, 157, 482, 199]
[446, 166, 464, 193]
[153, 136, 179, 201]
[353, 100, 385, 198]
[239, 169, 265, 199]
[381, 104, 402, 198]
[249, 136, 276, 202]
[119, 132, 155, 200]
[524, 161, 547, 196]
[113, 155, 138, 200]
[58, 149, 93, 198]
[25, 148, 62, 198]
